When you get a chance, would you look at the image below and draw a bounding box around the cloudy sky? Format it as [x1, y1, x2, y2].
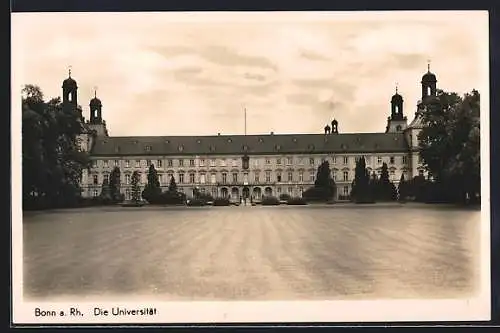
[12, 11, 488, 136]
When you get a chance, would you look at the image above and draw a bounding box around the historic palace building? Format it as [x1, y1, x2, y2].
[66, 67, 437, 201]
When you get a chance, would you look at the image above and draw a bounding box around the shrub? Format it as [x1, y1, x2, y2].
[287, 197, 307, 205]
[302, 187, 333, 202]
[213, 198, 230, 206]
[261, 196, 280, 206]
[187, 198, 206, 206]
[158, 191, 186, 205]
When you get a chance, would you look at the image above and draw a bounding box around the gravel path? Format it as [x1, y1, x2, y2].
[22, 205, 481, 301]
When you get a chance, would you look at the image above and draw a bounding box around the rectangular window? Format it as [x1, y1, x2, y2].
[189, 159, 195, 167]
[135, 160, 141, 168]
[232, 173, 238, 183]
[343, 171, 349, 181]
[332, 156, 337, 164]
[277, 173, 282, 182]
[343, 186, 349, 195]
[232, 159, 238, 167]
[92, 160, 97, 168]
[402, 156, 408, 164]
[125, 189, 130, 200]
[125, 160, 130, 168]
[157, 160, 162, 168]
[221, 159, 226, 167]
[167, 173, 173, 182]
[288, 172, 293, 182]
[266, 171, 271, 182]
[243, 172, 248, 183]
[211, 173, 216, 184]
[299, 172, 303, 182]
[125, 174, 130, 184]
[222, 173, 227, 183]
[333, 171, 337, 181]
[377, 156, 382, 164]
[146, 159, 151, 167]
[179, 173, 185, 183]
[265, 158, 271, 165]
[390, 156, 395, 164]
[93, 175, 98, 185]
[189, 173, 195, 184]
[287, 157, 293, 165]
[93, 189, 99, 197]
[200, 159, 205, 167]
[254, 173, 260, 183]
[104, 160, 109, 168]
[114, 160, 119, 167]
[309, 172, 315, 182]
[288, 187, 293, 195]
[179, 159, 184, 167]
[200, 174, 206, 184]
[103, 174, 109, 184]
[254, 159, 259, 167]
[309, 158, 315, 165]
[167, 159, 173, 167]
[343, 156, 348, 165]
[276, 158, 281, 165]
[210, 159, 216, 167]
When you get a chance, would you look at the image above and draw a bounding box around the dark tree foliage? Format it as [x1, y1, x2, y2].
[303, 160, 336, 202]
[375, 163, 397, 201]
[109, 166, 124, 203]
[99, 178, 112, 204]
[350, 157, 374, 203]
[397, 173, 408, 202]
[168, 175, 178, 193]
[22, 84, 90, 209]
[130, 171, 141, 202]
[418, 89, 480, 204]
[142, 164, 162, 203]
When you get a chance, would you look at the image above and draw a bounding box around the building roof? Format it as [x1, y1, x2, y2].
[90, 132, 410, 157]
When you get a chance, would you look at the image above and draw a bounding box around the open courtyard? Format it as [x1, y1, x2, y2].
[22, 204, 481, 301]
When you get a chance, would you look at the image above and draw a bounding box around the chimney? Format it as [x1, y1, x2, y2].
[270, 131, 274, 135]
[217, 133, 221, 136]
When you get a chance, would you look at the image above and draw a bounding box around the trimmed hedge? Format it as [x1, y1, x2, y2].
[187, 199, 206, 206]
[287, 197, 307, 205]
[261, 196, 280, 206]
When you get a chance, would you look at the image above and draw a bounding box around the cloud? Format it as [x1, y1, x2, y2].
[12, 12, 487, 136]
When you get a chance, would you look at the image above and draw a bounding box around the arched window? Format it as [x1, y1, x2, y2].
[396, 125, 402, 131]
[427, 86, 431, 96]
[395, 106, 399, 113]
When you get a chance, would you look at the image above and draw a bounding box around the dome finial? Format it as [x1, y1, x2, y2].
[94, 86, 97, 98]
[68, 65, 72, 78]
[395, 82, 399, 94]
[427, 59, 431, 72]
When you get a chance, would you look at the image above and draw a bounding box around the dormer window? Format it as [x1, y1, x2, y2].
[275, 145, 281, 151]
[196, 139, 201, 144]
[209, 145, 216, 152]
[145, 145, 152, 151]
[308, 144, 315, 151]
[165, 140, 170, 144]
[227, 138, 232, 143]
[242, 145, 248, 151]
[178, 145, 184, 152]
[292, 137, 297, 143]
[258, 138, 264, 143]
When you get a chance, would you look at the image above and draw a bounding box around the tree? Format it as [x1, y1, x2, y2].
[350, 157, 373, 203]
[418, 89, 480, 203]
[375, 163, 397, 201]
[109, 166, 123, 202]
[142, 164, 162, 203]
[168, 175, 178, 193]
[22, 84, 90, 209]
[303, 160, 336, 201]
[398, 173, 407, 202]
[130, 171, 141, 202]
[99, 178, 112, 204]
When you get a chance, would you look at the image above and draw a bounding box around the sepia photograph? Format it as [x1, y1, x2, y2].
[11, 10, 490, 324]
